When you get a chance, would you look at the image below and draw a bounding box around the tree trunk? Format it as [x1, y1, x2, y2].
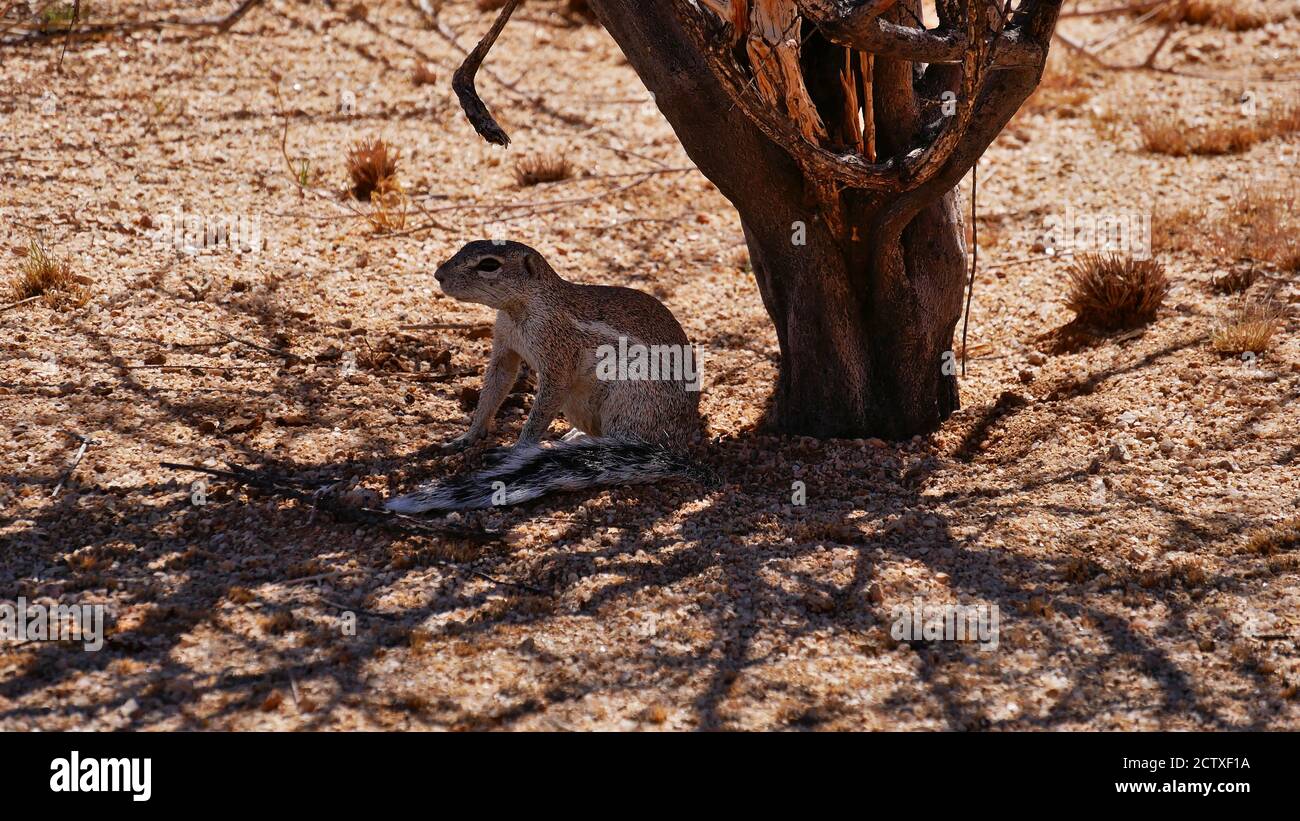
[564, 0, 1059, 439]
[742, 190, 967, 439]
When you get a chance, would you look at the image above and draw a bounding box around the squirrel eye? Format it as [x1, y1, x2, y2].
[475, 257, 502, 273]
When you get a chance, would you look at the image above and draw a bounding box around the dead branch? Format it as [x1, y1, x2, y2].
[453, 0, 527, 146]
[678, 0, 1061, 196]
[52, 432, 97, 498]
[200, 322, 305, 363]
[1060, 0, 1167, 16]
[1141, 0, 1184, 68]
[1, 0, 265, 47]
[799, 0, 1044, 67]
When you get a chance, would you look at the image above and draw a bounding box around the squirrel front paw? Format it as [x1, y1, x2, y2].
[440, 434, 477, 453]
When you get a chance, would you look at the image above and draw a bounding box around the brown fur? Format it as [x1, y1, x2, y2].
[432, 240, 704, 452]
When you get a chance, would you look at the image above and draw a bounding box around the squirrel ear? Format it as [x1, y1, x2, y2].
[523, 253, 544, 278]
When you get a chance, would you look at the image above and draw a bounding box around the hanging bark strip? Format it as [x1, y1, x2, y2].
[452, 0, 527, 146]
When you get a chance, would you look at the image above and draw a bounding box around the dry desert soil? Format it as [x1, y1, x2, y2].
[1, 0, 1299, 730]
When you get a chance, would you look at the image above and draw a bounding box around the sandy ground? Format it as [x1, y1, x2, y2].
[1, 0, 1298, 730]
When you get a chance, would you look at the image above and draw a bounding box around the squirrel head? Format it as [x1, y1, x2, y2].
[434, 240, 557, 308]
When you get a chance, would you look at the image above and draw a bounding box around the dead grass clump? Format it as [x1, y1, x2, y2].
[345, 2, 368, 22]
[1215, 185, 1300, 271]
[1023, 50, 1093, 116]
[512, 152, 574, 187]
[1137, 114, 1190, 156]
[1209, 266, 1259, 295]
[1242, 518, 1300, 555]
[1155, 0, 1273, 31]
[1065, 253, 1169, 331]
[259, 610, 296, 635]
[1151, 203, 1205, 255]
[1138, 116, 1258, 156]
[366, 182, 408, 233]
[346, 137, 399, 202]
[1138, 105, 1300, 157]
[7, 237, 88, 309]
[1158, 186, 1300, 272]
[412, 63, 438, 86]
[1210, 297, 1284, 354]
[1189, 123, 1266, 156]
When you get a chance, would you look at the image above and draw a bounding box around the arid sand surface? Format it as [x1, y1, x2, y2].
[2, 0, 1298, 729]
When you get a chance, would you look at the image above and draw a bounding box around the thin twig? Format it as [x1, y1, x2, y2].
[1141, 0, 1184, 69]
[2, 0, 265, 46]
[52, 432, 96, 498]
[0, 295, 41, 312]
[201, 323, 304, 362]
[56, 0, 79, 72]
[319, 598, 396, 620]
[284, 570, 367, 587]
[961, 160, 977, 378]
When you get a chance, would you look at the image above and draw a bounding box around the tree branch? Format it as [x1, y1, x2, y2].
[875, 0, 1063, 240]
[452, 0, 527, 146]
[799, 0, 1044, 67]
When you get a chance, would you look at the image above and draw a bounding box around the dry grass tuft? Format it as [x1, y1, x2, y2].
[259, 610, 296, 635]
[346, 137, 399, 201]
[1138, 104, 1300, 157]
[1023, 50, 1094, 117]
[1137, 115, 1191, 156]
[1216, 185, 1300, 271]
[1154, 0, 1275, 31]
[1243, 517, 1300, 555]
[366, 182, 409, 234]
[7, 237, 88, 309]
[412, 62, 438, 86]
[1211, 297, 1284, 355]
[1155, 185, 1300, 272]
[1209, 266, 1259, 295]
[1065, 253, 1169, 331]
[512, 152, 574, 187]
[1151, 203, 1205, 255]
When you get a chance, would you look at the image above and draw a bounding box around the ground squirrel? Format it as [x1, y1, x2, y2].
[386, 240, 708, 512]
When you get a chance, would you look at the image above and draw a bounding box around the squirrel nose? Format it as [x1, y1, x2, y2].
[434, 267, 446, 282]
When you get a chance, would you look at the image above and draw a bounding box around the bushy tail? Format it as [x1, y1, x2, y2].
[385, 437, 706, 513]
